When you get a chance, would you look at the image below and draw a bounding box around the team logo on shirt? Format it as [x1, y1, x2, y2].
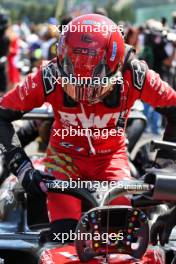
[58, 110, 128, 128]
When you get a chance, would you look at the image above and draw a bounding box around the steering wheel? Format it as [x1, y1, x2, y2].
[75, 206, 149, 262]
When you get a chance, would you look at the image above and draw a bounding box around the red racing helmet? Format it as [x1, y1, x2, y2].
[57, 14, 125, 103]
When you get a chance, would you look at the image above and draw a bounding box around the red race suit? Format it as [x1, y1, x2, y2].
[1, 53, 176, 221]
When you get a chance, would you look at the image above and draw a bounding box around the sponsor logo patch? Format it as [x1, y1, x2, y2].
[131, 59, 147, 90]
[110, 42, 117, 61]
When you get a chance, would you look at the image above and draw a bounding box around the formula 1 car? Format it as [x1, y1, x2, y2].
[0, 172, 175, 264]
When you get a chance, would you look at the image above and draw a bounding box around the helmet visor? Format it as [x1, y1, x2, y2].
[61, 66, 122, 103]
[59, 53, 122, 103]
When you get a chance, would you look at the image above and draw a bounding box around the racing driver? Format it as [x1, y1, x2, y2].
[0, 14, 176, 237]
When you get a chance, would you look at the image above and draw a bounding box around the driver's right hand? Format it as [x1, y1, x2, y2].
[18, 165, 54, 197]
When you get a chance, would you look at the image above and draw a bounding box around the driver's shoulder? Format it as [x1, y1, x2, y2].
[41, 57, 62, 96]
[123, 47, 148, 91]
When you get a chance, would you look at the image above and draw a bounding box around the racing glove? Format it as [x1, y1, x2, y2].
[19, 167, 54, 197]
[151, 206, 176, 246]
[5, 147, 54, 197]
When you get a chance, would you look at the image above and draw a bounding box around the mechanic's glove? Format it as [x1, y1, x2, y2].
[151, 206, 176, 246]
[5, 147, 54, 197]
